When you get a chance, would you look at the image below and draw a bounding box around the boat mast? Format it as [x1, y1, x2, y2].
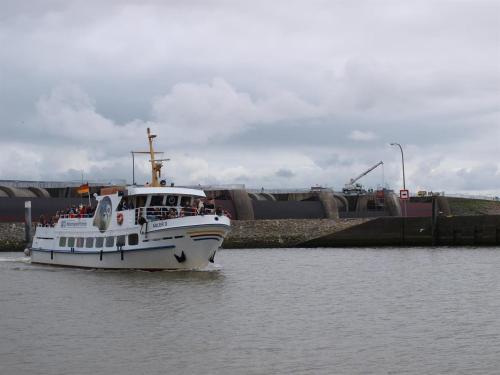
[147, 127, 160, 187]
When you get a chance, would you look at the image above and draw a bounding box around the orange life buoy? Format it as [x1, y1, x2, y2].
[117, 212, 124, 225]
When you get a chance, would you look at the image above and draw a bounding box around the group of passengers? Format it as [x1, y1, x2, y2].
[138, 197, 228, 222]
[182, 197, 220, 217]
[38, 204, 95, 227]
[144, 197, 217, 220]
[58, 204, 95, 218]
[37, 214, 55, 227]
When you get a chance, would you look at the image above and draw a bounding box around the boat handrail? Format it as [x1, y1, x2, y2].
[134, 205, 217, 224]
[37, 223, 56, 227]
[58, 213, 94, 219]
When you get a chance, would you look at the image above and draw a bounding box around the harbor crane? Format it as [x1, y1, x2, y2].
[343, 161, 384, 195]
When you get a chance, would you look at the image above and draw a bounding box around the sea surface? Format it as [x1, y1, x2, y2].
[1, 247, 500, 375]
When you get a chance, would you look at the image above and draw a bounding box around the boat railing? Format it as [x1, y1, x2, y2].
[134, 206, 216, 224]
[58, 213, 94, 219]
[35, 212, 93, 227]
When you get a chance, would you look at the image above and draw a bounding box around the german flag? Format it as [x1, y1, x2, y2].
[77, 183, 90, 195]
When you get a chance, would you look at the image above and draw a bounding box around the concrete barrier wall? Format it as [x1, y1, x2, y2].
[405, 202, 432, 217]
[300, 215, 500, 247]
[0, 197, 97, 222]
[252, 201, 324, 220]
[316, 191, 339, 219]
[229, 190, 254, 220]
[2, 215, 500, 251]
[436, 215, 500, 246]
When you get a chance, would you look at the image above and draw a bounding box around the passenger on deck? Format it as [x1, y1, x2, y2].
[205, 198, 215, 214]
[190, 200, 200, 216]
[197, 198, 205, 215]
[161, 210, 169, 220]
[168, 208, 177, 218]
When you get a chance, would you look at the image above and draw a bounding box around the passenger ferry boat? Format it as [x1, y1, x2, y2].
[30, 128, 231, 270]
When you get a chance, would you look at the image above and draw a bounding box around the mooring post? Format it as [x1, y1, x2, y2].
[24, 201, 32, 244]
[431, 197, 438, 246]
[401, 217, 406, 246]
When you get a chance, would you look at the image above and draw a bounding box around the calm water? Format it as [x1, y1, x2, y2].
[1, 248, 500, 375]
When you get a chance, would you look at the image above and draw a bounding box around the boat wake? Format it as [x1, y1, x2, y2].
[76, 262, 224, 273]
[0, 256, 30, 263]
[202, 262, 223, 271]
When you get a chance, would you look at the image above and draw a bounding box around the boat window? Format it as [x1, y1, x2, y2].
[117, 198, 126, 211]
[59, 237, 67, 247]
[150, 195, 164, 206]
[180, 196, 192, 207]
[85, 238, 94, 248]
[117, 235, 126, 246]
[76, 237, 84, 248]
[136, 196, 147, 208]
[128, 233, 139, 246]
[105, 236, 115, 248]
[124, 197, 134, 209]
[95, 237, 104, 248]
[68, 237, 75, 247]
[166, 195, 178, 206]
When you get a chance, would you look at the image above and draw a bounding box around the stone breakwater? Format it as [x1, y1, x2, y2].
[0, 223, 33, 251]
[3, 216, 498, 251]
[222, 219, 372, 248]
[0, 219, 372, 251]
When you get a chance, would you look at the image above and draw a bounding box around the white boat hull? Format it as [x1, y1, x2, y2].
[31, 216, 230, 270]
[31, 244, 216, 270]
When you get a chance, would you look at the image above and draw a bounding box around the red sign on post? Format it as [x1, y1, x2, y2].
[400, 189, 410, 200]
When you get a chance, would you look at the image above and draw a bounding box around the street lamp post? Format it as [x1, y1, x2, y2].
[390, 143, 406, 190]
[390, 142, 407, 218]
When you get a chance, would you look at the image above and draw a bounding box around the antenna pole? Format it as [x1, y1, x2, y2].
[147, 128, 159, 187]
[131, 151, 135, 185]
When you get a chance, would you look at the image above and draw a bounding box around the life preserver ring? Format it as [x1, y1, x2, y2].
[117, 212, 124, 225]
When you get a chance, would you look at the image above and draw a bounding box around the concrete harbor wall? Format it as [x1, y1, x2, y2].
[2, 216, 499, 252]
[0, 197, 97, 222]
[298, 215, 500, 247]
[223, 216, 500, 248]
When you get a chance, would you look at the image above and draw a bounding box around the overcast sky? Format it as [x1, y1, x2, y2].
[1, 0, 499, 194]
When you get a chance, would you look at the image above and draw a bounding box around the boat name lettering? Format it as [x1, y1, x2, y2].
[61, 220, 88, 228]
[152, 221, 167, 229]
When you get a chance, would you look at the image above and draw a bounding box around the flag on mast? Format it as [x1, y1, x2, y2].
[77, 183, 90, 195]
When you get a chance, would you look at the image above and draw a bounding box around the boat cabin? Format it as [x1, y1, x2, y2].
[115, 186, 207, 223]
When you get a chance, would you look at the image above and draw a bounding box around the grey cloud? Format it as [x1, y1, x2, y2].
[275, 168, 295, 179]
[0, 1, 499, 194]
[454, 165, 500, 191]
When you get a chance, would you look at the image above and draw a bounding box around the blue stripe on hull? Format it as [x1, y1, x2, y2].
[31, 244, 176, 255]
